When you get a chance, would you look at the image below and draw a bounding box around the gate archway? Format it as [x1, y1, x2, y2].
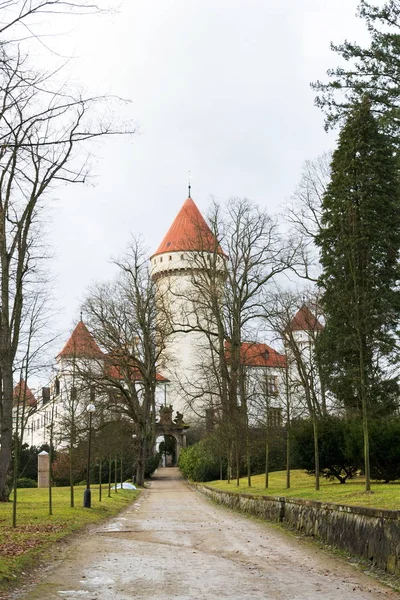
[155, 405, 189, 465]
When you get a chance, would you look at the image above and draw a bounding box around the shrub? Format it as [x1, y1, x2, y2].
[292, 416, 361, 483]
[145, 453, 161, 478]
[179, 438, 220, 482]
[17, 477, 37, 488]
[369, 418, 400, 483]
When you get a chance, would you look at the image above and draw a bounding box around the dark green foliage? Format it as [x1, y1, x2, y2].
[369, 418, 400, 482]
[16, 477, 37, 488]
[249, 427, 286, 475]
[18, 444, 39, 481]
[316, 98, 400, 417]
[178, 437, 221, 482]
[292, 417, 361, 483]
[178, 428, 286, 482]
[312, 0, 400, 140]
[145, 453, 160, 478]
[159, 435, 177, 464]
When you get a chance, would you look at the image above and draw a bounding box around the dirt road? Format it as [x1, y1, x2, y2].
[17, 468, 399, 599]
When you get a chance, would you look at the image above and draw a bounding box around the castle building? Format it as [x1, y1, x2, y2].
[19, 319, 168, 449]
[16, 197, 322, 449]
[150, 195, 227, 419]
[150, 195, 289, 422]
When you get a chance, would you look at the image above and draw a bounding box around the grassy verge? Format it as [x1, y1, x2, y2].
[206, 470, 400, 510]
[0, 485, 139, 593]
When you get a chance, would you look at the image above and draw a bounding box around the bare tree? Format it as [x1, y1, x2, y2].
[285, 152, 332, 282]
[0, 50, 133, 500]
[171, 198, 300, 486]
[264, 290, 326, 490]
[11, 280, 57, 524]
[83, 239, 169, 486]
[0, 1, 106, 42]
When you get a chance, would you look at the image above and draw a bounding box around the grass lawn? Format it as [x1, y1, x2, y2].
[206, 470, 400, 511]
[0, 484, 139, 593]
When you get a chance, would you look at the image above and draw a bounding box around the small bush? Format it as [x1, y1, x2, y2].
[179, 439, 220, 482]
[17, 477, 37, 488]
[145, 453, 160, 477]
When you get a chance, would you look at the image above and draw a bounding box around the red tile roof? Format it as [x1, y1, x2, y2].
[152, 197, 223, 258]
[58, 321, 104, 359]
[105, 356, 169, 383]
[13, 380, 37, 407]
[225, 341, 286, 368]
[289, 305, 323, 332]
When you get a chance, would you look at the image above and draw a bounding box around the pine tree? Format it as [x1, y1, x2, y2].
[312, 0, 400, 141]
[316, 97, 400, 491]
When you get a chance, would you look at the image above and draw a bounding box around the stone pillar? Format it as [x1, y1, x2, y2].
[38, 451, 49, 488]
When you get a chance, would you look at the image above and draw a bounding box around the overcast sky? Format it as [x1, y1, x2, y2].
[31, 0, 374, 349]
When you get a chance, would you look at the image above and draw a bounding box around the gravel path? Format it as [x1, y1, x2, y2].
[17, 468, 399, 599]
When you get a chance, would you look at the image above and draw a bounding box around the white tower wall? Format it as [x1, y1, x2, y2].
[151, 249, 225, 421]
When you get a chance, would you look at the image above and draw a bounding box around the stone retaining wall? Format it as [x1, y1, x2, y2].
[196, 484, 400, 576]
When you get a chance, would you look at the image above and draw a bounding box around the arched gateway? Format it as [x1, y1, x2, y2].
[155, 405, 189, 466]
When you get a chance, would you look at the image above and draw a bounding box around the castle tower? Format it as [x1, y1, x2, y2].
[288, 304, 323, 358]
[150, 196, 226, 420]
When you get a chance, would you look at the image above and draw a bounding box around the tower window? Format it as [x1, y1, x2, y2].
[160, 257, 163, 263]
[169, 255, 172, 261]
[181, 254, 184, 260]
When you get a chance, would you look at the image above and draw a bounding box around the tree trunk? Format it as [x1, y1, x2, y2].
[359, 346, 371, 491]
[286, 426, 290, 489]
[246, 421, 251, 487]
[235, 443, 240, 487]
[99, 459, 102, 502]
[285, 364, 291, 489]
[312, 414, 320, 491]
[136, 437, 146, 487]
[69, 444, 74, 508]
[0, 363, 13, 501]
[265, 431, 269, 489]
[12, 431, 19, 527]
[227, 445, 231, 484]
[108, 456, 112, 498]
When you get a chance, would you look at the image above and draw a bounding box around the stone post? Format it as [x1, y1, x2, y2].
[38, 450, 49, 488]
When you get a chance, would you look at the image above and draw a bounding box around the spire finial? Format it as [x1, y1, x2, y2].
[80, 309, 83, 322]
[188, 170, 191, 198]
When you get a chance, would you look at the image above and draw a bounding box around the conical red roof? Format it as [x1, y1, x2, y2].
[13, 380, 37, 407]
[152, 197, 222, 257]
[58, 321, 104, 359]
[289, 305, 323, 332]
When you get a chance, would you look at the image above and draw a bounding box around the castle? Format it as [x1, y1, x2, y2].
[15, 195, 320, 450]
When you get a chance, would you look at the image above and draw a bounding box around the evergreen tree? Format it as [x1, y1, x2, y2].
[312, 0, 400, 141]
[316, 97, 400, 490]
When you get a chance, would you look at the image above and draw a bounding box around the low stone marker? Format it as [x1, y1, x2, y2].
[38, 450, 49, 488]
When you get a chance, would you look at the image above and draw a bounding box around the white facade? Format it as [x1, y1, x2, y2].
[18, 341, 167, 451]
[151, 249, 226, 420]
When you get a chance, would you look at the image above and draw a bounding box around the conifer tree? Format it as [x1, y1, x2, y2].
[316, 97, 400, 491]
[312, 0, 400, 140]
